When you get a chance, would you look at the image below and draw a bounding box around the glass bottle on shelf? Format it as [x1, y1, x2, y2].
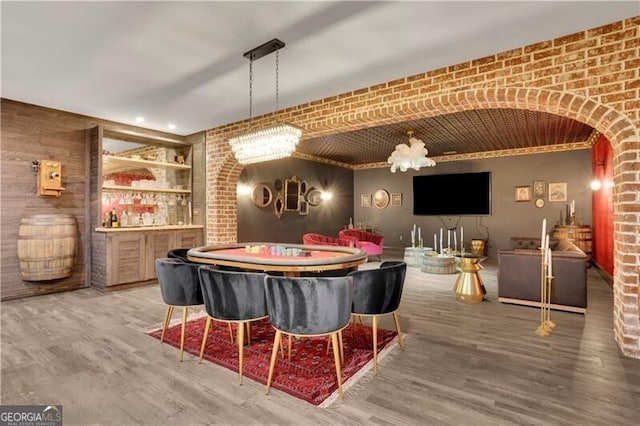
[120, 210, 128, 227]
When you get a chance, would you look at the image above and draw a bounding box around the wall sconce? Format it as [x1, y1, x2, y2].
[320, 178, 332, 201]
[237, 182, 253, 196]
[590, 160, 613, 191]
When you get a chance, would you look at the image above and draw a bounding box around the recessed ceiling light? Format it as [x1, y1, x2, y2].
[443, 150, 457, 155]
[168, 124, 176, 130]
[135, 116, 145, 123]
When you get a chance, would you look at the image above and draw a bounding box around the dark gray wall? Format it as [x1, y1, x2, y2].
[354, 150, 592, 258]
[237, 157, 354, 243]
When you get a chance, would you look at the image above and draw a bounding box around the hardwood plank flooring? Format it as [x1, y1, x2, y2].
[1, 256, 639, 425]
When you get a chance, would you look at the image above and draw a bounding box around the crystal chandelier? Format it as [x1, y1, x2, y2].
[387, 130, 436, 172]
[228, 39, 302, 165]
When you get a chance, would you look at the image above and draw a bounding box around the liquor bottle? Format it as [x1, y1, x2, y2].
[111, 210, 119, 228]
[348, 217, 354, 229]
[120, 210, 128, 227]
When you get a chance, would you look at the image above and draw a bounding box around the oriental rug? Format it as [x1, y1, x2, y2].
[147, 316, 399, 406]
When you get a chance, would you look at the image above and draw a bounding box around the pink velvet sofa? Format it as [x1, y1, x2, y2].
[302, 233, 351, 247]
[338, 229, 384, 260]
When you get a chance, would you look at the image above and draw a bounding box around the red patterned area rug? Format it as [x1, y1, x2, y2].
[147, 317, 398, 406]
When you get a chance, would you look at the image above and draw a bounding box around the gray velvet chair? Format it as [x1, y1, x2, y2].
[167, 248, 191, 262]
[263, 275, 353, 399]
[198, 266, 268, 385]
[155, 258, 204, 362]
[348, 261, 407, 374]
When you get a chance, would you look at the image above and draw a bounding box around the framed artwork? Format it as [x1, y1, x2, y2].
[361, 193, 372, 207]
[533, 180, 545, 197]
[391, 192, 402, 207]
[515, 186, 531, 202]
[373, 189, 390, 209]
[548, 182, 567, 202]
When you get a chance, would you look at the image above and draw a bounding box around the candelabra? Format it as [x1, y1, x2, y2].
[535, 248, 556, 336]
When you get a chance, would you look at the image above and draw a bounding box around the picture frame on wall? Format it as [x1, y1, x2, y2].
[533, 180, 545, 197]
[361, 193, 372, 207]
[515, 185, 531, 202]
[391, 192, 402, 207]
[548, 182, 567, 202]
[373, 189, 390, 209]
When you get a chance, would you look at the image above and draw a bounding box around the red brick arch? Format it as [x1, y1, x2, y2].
[206, 85, 639, 357]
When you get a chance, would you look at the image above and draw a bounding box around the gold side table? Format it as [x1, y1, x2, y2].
[453, 256, 486, 303]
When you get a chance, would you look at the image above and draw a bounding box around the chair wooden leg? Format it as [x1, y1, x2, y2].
[227, 323, 234, 343]
[246, 322, 251, 344]
[326, 331, 344, 365]
[237, 320, 245, 385]
[266, 330, 282, 395]
[288, 334, 292, 361]
[160, 305, 173, 342]
[372, 315, 378, 375]
[180, 307, 188, 362]
[331, 332, 344, 399]
[199, 317, 212, 363]
[277, 333, 284, 358]
[392, 312, 405, 351]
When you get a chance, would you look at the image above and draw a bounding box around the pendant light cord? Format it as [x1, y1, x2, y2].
[249, 58, 253, 121]
[275, 50, 280, 112]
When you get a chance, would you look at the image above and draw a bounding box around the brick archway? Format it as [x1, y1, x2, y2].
[206, 86, 639, 357]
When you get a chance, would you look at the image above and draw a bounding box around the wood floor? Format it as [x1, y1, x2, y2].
[2, 256, 639, 425]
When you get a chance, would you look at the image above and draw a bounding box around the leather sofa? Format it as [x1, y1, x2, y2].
[497, 237, 588, 313]
[339, 229, 384, 260]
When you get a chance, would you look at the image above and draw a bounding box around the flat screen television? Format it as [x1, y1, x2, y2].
[413, 171, 491, 216]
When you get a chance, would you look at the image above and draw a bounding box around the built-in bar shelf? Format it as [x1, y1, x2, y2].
[102, 184, 190, 194]
[102, 155, 191, 175]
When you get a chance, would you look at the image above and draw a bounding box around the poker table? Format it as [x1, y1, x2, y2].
[187, 243, 367, 275]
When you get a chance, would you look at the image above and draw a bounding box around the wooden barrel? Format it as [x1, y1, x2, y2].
[553, 225, 592, 259]
[17, 214, 78, 281]
[421, 255, 457, 274]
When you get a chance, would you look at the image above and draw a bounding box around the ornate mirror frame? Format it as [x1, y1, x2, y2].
[284, 175, 300, 211]
[251, 184, 273, 208]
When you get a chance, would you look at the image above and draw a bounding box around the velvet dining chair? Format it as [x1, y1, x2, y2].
[348, 261, 407, 374]
[263, 275, 353, 399]
[155, 258, 205, 362]
[197, 267, 269, 385]
[167, 248, 191, 262]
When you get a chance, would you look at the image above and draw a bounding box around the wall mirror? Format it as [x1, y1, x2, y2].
[299, 201, 309, 216]
[251, 184, 272, 208]
[373, 189, 390, 209]
[284, 175, 300, 211]
[274, 192, 284, 219]
[306, 188, 323, 206]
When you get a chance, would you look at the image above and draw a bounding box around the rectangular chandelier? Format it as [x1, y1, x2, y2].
[228, 39, 303, 165]
[228, 123, 302, 165]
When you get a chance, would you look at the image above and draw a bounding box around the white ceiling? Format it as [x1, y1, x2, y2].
[2, 1, 638, 136]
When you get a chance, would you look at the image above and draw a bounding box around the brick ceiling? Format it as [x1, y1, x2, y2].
[297, 108, 594, 165]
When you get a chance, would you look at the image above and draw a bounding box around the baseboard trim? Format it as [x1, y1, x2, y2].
[498, 297, 586, 314]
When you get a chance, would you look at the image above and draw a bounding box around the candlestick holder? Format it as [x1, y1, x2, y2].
[535, 249, 555, 336]
[418, 238, 423, 248]
[544, 275, 556, 330]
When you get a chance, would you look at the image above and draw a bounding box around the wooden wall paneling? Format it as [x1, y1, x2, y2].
[1, 100, 90, 300]
[185, 132, 205, 227]
[0, 100, 192, 300]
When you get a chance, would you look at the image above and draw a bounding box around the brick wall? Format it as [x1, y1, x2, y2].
[205, 17, 640, 358]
